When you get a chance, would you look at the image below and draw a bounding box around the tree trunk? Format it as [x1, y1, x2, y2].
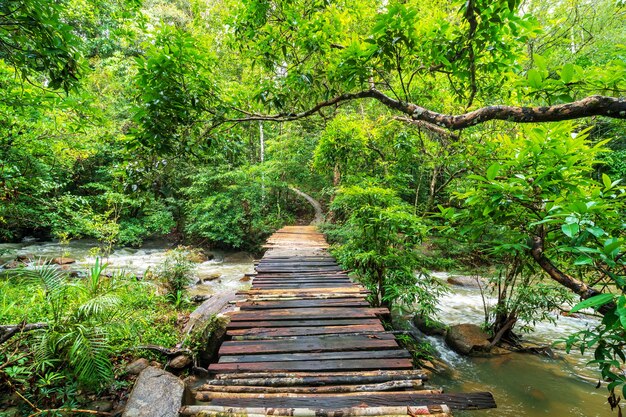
[426, 165, 440, 213]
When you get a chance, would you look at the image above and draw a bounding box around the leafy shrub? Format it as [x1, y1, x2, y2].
[328, 184, 446, 313]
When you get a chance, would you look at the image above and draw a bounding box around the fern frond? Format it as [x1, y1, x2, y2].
[24, 264, 66, 297]
[69, 325, 113, 386]
[76, 294, 122, 320]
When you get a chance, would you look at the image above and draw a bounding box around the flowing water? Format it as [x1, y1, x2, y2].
[0, 239, 255, 299]
[427, 272, 618, 417]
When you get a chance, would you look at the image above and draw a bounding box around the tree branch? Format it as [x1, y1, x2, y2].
[393, 116, 460, 140]
[408, 95, 626, 130]
[530, 235, 613, 315]
[228, 88, 626, 130]
[0, 323, 48, 344]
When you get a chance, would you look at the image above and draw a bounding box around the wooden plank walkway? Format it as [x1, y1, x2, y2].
[182, 226, 496, 417]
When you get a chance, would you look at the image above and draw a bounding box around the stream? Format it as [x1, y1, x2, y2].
[0, 239, 255, 299]
[428, 272, 615, 417]
[0, 241, 618, 415]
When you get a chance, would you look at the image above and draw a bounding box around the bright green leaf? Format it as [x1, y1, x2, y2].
[486, 163, 501, 181]
[527, 69, 543, 89]
[571, 294, 614, 313]
[562, 223, 579, 238]
[560, 63, 575, 84]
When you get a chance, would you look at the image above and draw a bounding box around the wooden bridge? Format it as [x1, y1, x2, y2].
[181, 226, 496, 417]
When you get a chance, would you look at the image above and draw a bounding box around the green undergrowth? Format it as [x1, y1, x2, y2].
[0, 260, 192, 415]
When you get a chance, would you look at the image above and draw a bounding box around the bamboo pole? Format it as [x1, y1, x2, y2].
[179, 405, 451, 417]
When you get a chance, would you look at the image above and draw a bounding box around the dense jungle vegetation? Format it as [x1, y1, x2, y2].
[1, 0, 625, 415]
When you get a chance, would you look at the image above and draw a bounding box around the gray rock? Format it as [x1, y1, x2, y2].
[447, 275, 485, 288]
[413, 315, 447, 336]
[445, 323, 491, 356]
[169, 355, 192, 369]
[122, 367, 184, 417]
[190, 294, 210, 303]
[126, 358, 150, 375]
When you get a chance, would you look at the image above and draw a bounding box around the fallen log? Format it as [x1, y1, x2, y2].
[195, 389, 442, 401]
[207, 392, 495, 410]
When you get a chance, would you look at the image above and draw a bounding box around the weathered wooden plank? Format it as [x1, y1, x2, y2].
[200, 390, 443, 400]
[214, 369, 429, 380]
[259, 258, 339, 267]
[226, 318, 382, 329]
[241, 286, 366, 292]
[197, 389, 442, 401]
[251, 279, 352, 284]
[208, 392, 497, 410]
[256, 266, 342, 274]
[229, 307, 388, 321]
[218, 334, 399, 355]
[227, 324, 385, 338]
[251, 283, 354, 289]
[208, 374, 429, 387]
[244, 293, 368, 301]
[183, 411, 451, 417]
[218, 349, 411, 363]
[209, 358, 414, 373]
[237, 298, 369, 310]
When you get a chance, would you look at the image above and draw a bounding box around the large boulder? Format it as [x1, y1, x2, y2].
[445, 323, 491, 356]
[3, 260, 25, 269]
[122, 366, 184, 417]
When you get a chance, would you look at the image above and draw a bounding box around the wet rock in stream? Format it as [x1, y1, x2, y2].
[445, 323, 491, 356]
[446, 275, 487, 288]
[413, 314, 447, 336]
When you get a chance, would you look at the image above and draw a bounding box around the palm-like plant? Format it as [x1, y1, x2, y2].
[25, 260, 130, 389]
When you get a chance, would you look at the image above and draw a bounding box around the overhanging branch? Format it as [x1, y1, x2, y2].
[228, 88, 626, 130]
[393, 116, 460, 140]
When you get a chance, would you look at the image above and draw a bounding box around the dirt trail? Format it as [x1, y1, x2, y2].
[289, 187, 324, 225]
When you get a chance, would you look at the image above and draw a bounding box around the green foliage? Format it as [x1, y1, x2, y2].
[154, 246, 198, 306]
[329, 184, 446, 312]
[1, 262, 126, 390]
[1, 0, 626, 408]
[442, 124, 621, 338]
[184, 164, 295, 250]
[1, 260, 185, 410]
[132, 24, 218, 155]
[312, 115, 372, 184]
[0, 0, 82, 91]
